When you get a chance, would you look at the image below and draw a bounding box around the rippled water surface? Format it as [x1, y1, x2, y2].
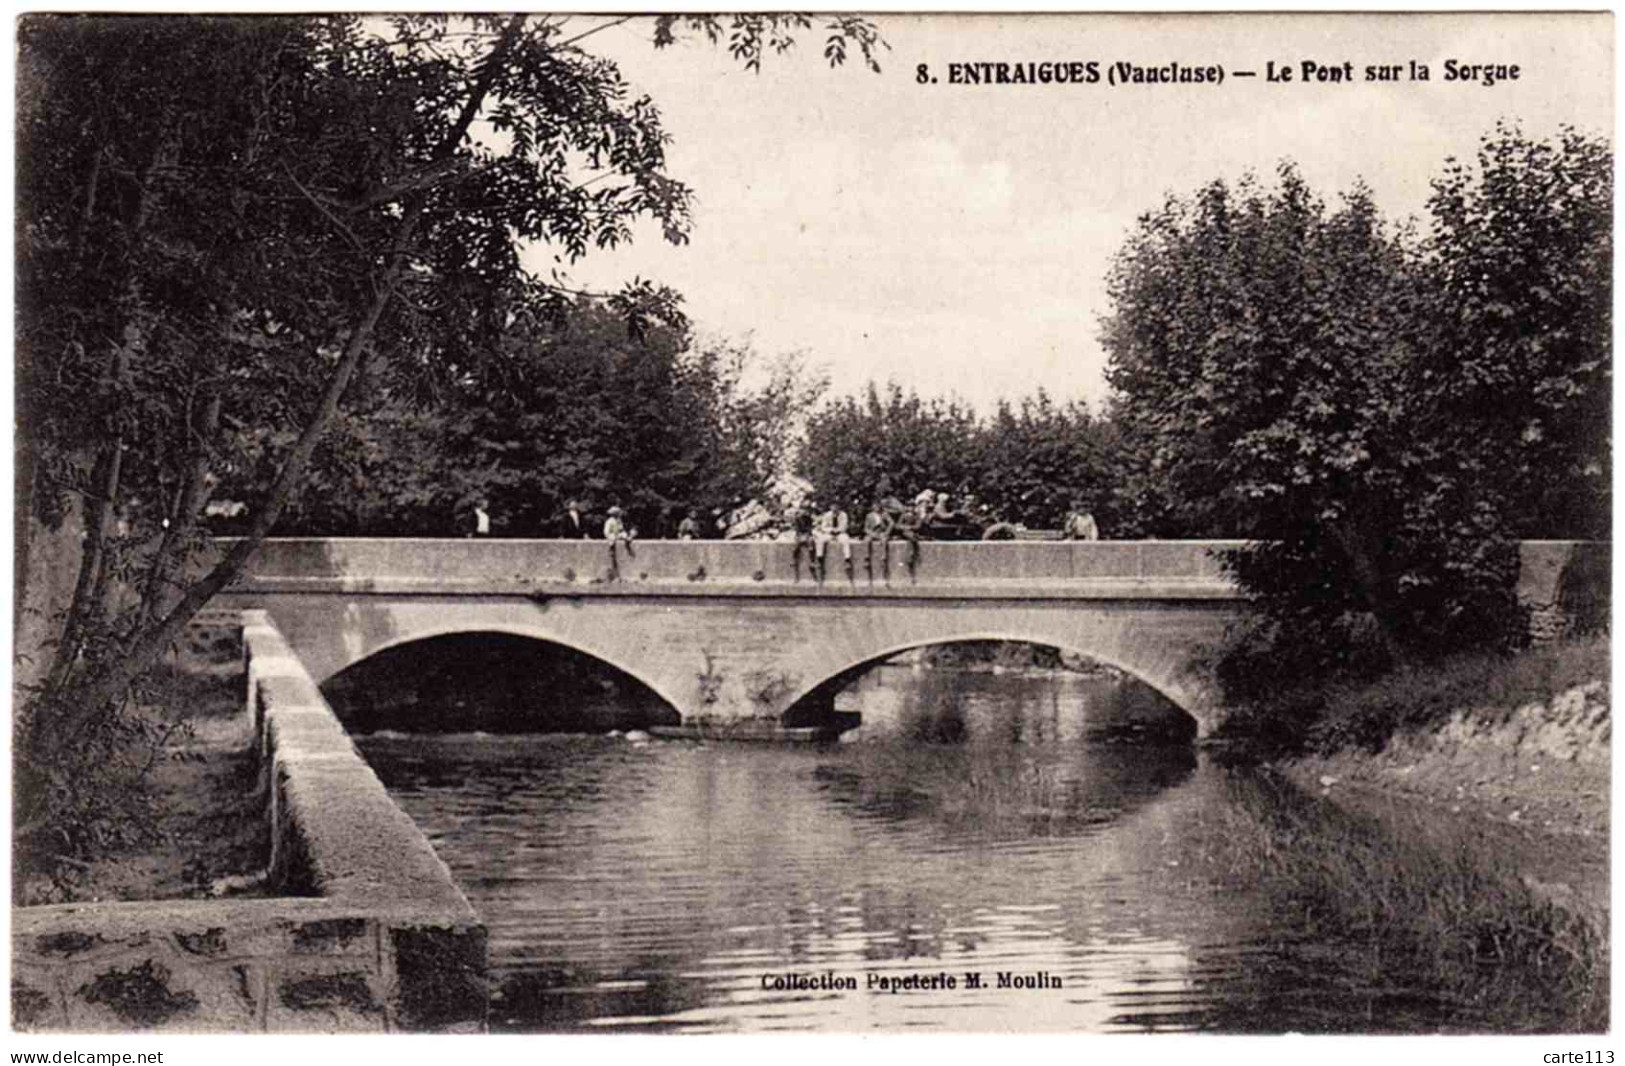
[355, 667, 1502, 1033]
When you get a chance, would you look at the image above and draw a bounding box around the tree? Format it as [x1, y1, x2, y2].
[15, 13, 882, 859]
[796, 383, 1124, 529]
[1090, 396, 1175, 540]
[712, 345, 831, 507]
[238, 301, 780, 538]
[798, 382, 982, 512]
[1101, 158, 1563, 677]
[977, 391, 1115, 529]
[1421, 123, 1612, 539]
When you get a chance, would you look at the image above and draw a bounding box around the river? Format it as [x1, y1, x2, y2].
[353, 662, 1557, 1033]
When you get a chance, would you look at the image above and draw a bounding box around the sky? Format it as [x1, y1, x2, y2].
[540, 12, 1613, 414]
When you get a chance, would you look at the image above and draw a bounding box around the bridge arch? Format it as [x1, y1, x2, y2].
[319, 623, 685, 730]
[777, 630, 1207, 736]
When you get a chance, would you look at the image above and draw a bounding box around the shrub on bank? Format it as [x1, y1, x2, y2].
[13, 626, 246, 904]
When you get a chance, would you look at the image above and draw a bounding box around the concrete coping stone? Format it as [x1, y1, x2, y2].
[249, 654, 318, 679]
[13, 894, 433, 938]
[245, 614, 475, 918]
[233, 577, 1247, 601]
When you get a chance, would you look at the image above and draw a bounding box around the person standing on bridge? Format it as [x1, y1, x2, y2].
[467, 498, 492, 538]
[556, 499, 592, 539]
[604, 505, 635, 579]
[1062, 500, 1099, 541]
[677, 509, 701, 540]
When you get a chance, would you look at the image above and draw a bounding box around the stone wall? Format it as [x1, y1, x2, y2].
[1516, 541, 1611, 644]
[11, 611, 487, 1033]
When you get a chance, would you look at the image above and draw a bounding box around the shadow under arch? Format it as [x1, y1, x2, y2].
[322, 628, 681, 734]
[781, 631, 1201, 742]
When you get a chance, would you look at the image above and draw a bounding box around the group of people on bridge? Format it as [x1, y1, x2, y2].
[468, 491, 1101, 586]
[787, 490, 1099, 585]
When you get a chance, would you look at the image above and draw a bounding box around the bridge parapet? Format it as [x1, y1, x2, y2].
[223, 538, 1250, 598]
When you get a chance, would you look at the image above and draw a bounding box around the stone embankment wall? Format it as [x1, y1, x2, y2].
[12, 611, 486, 1033]
[1517, 541, 1610, 644]
[1417, 681, 1611, 767]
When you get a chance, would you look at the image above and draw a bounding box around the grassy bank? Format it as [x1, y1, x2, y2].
[1207, 771, 1608, 1032]
[1209, 636, 1610, 1031]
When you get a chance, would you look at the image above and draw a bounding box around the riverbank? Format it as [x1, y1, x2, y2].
[14, 745, 269, 907]
[13, 618, 267, 907]
[1286, 675, 1607, 908]
[15, 612, 489, 1033]
[1222, 637, 1609, 1029]
[1260, 639, 1608, 913]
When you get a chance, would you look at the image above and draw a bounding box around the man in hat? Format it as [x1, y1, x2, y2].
[603, 505, 634, 579]
[863, 499, 894, 584]
[815, 500, 853, 583]
[555, 498, 592, 539]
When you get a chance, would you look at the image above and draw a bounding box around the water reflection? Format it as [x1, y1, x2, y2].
[364, 732, 1230, 1031]
[356, 658, 1232, 1033]
[353, 662, 1589, 1032]
[838, 661, 1196, 745]
[812, 742, 1195, 838]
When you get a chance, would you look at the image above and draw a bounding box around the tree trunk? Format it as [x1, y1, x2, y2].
[14, 436, 38, 637]
[44, 436, 123, 695]
[71, 141, 103, 268]
[77, 264, 398, 712]
[45, 333, 132, 695]
[1328, 519, 1401, 662]
[72, 17, 529, 713]
[83, 438, 127, 639]
[41, 121, 171, 695]
[134, 389, 221, 637]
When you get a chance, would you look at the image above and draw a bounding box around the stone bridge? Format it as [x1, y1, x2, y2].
[212, 538, 1597, 739]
